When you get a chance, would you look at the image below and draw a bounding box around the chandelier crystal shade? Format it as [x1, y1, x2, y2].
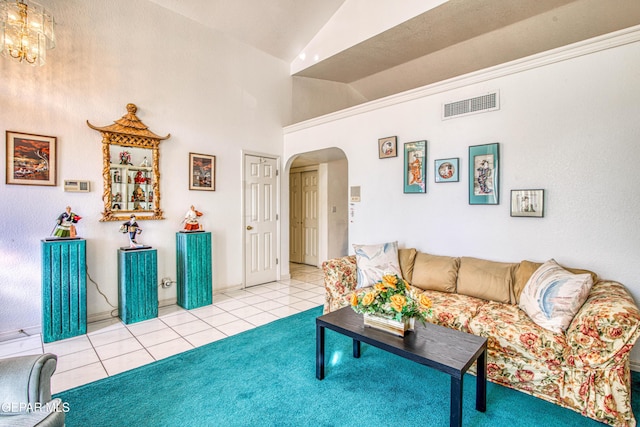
[0, 0, 55, 66]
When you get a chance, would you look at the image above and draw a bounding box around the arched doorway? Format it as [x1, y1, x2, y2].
[285, 148, 349, 269]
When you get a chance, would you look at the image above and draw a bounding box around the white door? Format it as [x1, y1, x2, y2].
[302, 170, 318, 266]
[289, 172, 303, 263]
[244, 154, 278, 287]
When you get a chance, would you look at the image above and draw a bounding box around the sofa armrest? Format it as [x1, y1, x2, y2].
[565, 280, 640, 367]
[0, 353, 58, 413]
[322, 255, 357, 313]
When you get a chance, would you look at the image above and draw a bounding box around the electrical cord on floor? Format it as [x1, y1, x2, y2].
[86, 266, 119, 318]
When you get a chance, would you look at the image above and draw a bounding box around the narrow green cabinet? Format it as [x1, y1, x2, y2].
[41, 239, 87, 343]
[176, 232, 212, 309]
[118, 248, 158, 324]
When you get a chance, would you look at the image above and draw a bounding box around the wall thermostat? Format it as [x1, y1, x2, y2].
[350, 186, 361, 202]
[64, 180, 90, 192]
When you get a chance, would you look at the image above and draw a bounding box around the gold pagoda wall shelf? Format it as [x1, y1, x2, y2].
[88, 104, 170, 221]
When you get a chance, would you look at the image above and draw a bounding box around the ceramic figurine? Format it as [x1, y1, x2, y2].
[120, 214, 143, 248]
[140, 156, 149, 167]
[182, 205, 203, 231]
[52, 206, 81, 238]
[119, 150, 132, 165]
[134, 170, 146, 183]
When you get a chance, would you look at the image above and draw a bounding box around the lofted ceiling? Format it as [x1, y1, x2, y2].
[148, 0, 640, 115]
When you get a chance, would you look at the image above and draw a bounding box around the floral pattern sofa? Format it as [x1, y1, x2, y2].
[322, 251, 640, 427]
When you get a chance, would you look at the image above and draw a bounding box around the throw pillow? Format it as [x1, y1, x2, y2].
[514, 260, 598, 304]
[398, 248, 417, 284]
[411, 252, 460, 293]
[457, 257, 517, 304]
[518, 259, 594, 333]
[353, 241, 402, 289]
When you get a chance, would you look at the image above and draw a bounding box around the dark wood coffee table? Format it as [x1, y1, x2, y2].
[316, 307, 487, 427]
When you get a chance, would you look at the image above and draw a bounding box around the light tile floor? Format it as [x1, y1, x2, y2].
[0, 263, 325, 394]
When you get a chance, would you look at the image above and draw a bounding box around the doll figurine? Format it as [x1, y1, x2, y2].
[183, 205, 203, 231]
[120, 214, 143, 248]
[52, 206, 81, 238]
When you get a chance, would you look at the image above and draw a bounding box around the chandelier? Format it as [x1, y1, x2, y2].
[0, 0, 55, 66]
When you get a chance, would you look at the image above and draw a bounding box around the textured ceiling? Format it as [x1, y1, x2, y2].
[147, 0, 640, 105]
[146, 0, 346, 62]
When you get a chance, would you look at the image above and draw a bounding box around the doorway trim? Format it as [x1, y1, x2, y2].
[241, 150, 281, 288]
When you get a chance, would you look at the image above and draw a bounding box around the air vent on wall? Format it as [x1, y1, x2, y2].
[442, 91, 499, 120]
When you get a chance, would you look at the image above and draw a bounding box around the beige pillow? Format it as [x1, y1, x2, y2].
[411, 252, 459, 293]
[519, 259, 594, 333]
[457, 257, 517, 303]
[514, 260, 598, 304]
[398, 248, 417, 284]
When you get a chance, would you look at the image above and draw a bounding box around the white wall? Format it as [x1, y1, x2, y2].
[284, 31, 640, 361]
[0, 0, 290, 338]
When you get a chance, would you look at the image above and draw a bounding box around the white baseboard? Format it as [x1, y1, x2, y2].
[0, 325, 41, 343]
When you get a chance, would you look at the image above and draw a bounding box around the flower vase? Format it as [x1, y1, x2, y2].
[363, 313, 415, 337]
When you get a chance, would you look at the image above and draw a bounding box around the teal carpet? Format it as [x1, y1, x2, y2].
[57, 306, 635, 426]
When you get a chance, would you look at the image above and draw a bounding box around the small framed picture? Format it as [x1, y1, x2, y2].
[378, 136, 397, 159]
[511, 189, 544, 217]
[434, 158, 459, 183]
[6, 130, 57, 186]
[469, 143, 499, 205]
[189, 152, 216, 191]
[404, 140, 427, 193]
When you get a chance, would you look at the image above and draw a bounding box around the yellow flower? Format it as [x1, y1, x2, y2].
[390, 294, 406, 312]
[418, 294, 432, 309]
[350, 293, 359, 307]
[374, 283, 387, 292]
[382, 275, 398, 289]
[362, 292, 376, 306]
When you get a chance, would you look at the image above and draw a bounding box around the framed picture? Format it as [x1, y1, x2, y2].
[434, 158, 459, 183]
[469, 143, 499, 204]
[378, 136, 397, 159]
[511, 189, 544, 217]
[189, 152, 216, 191]
[403, 140, 427, 193]
[6, 131, 57, 186]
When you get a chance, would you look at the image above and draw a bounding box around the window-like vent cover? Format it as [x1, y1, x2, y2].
[442, 91, 499, 120]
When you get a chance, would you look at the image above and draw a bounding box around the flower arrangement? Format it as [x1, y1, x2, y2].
[350, 274, 433, 323]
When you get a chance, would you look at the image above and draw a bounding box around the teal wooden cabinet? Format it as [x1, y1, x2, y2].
[176, 232, 212, 309]
[118, 248, 158, 324]
[41, 239, 87, 343]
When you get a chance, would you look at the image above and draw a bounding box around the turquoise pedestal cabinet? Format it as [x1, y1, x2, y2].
[118, 248, 158, 324]
[176, 232, 212, 309]
[41, 239, 87, 343]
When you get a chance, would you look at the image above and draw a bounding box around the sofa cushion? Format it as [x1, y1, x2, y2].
[398, 248, 417, 284]
[411, 252, 459, 293]
[513, 260, 598, 304]
[518, 259, 594, 333]
[468, 301, 569, 364]
[353, 241, 402, 289]
[457, 257, 517, 304]
[419, 290, 486, 332]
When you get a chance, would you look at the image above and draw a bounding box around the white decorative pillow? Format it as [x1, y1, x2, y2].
[353, 241, 402, 289]
[518, 259, 594, 333]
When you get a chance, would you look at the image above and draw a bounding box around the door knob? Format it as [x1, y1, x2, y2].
[246, 225, 253, 230]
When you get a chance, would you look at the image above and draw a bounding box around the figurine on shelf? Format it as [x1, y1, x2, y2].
[140, 156, 149, 167]
[134, 170, 146, 184]
[52, 206, 82, 238]
[119, 150, 132, 165]
[120, 215, 143, 248]
[132, 185, 145, 201]
[112, 192, 122, 210]
[182, 205, 204, 231]
[113, 169, 121, 183]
